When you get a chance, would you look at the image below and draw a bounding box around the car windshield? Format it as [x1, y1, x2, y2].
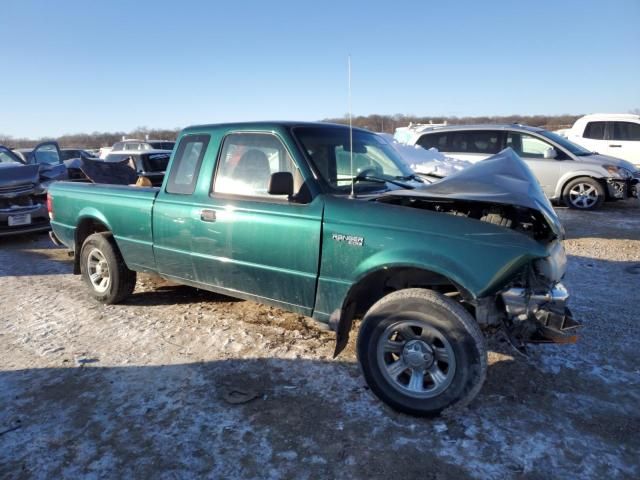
[539, 130, 593, 156]
[293, 126, 413, 194]
[0, 149, 22, 164]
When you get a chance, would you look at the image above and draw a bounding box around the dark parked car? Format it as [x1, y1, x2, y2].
[104, 150, 171, 186]
[0, 147, 50, 236]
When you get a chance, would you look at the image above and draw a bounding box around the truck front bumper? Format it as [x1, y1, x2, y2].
[501, 282, 581, 344]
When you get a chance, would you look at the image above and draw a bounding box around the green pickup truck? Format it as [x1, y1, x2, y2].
[49, 122, 578, 416]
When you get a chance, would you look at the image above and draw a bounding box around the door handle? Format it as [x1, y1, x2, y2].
[200, 209, 216, 222]
[609, 144, 622, 147]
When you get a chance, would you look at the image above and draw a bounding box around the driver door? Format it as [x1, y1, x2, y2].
[191, 131, 323, 315]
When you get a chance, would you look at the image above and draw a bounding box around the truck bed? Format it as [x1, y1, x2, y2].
[49, 182, 159, 272]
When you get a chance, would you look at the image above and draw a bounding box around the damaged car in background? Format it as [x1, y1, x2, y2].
[396, 123, 640, 210]
[0, 147, 50, 235]
[48, 122, 580, 416]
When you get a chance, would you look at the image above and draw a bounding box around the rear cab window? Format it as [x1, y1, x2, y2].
[583, 121, 606, 139]
[165, 134, 210, 194]
[611, 121, 640, 141]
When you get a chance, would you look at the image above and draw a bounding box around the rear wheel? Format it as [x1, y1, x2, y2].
[357, 288, 487, 416]
[79, 233, 136, 304]
[562, 177, 605, 210]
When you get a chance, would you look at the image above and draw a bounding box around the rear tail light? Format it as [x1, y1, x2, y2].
[47, 193, 54, 220]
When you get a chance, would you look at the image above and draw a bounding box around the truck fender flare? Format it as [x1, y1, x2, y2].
[73, 211, 113, 274]
[331, 265, 469, 358]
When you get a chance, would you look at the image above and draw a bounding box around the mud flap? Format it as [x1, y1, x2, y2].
[332, 303, 356, 358]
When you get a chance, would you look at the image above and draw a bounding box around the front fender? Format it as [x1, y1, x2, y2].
[553, 170, 608, 199]
[350, 241, 544, 300]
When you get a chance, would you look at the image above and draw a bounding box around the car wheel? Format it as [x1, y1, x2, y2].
[357, 288, 487, 417]
[79, 233, 136, 304]
[563, 177, 605, 210]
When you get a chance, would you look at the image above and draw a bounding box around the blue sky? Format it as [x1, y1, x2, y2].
[1, 0, 638, 138]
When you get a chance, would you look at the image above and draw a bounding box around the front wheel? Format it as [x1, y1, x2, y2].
[357, 289, 487, 416]
[79, 233, 136, 304]
[562, 177, 605, 210]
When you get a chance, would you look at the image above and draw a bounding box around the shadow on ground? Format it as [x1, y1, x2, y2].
[1, 356, 637, 479]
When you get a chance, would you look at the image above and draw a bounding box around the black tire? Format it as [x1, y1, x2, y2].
[79, 233, 136, 304]
[357, 288, 487, 417]
[562, 177, 605, 210]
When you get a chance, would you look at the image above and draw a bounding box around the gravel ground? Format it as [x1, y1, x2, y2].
[1, 201, 639, 479]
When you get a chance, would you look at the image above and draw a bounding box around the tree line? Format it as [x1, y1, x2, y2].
[322, 114, 585, 134]
[3, 112, 638, 148]
[0, 127, 181, 149]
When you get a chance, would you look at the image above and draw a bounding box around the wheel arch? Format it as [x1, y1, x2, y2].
[556, 173, 607, 200]
[332, 265, 471, 357]
[73, 214, 113, 274]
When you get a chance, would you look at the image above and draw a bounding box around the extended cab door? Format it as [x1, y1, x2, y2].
[191, 131, 323, 315]
[153, 134, 212, 281]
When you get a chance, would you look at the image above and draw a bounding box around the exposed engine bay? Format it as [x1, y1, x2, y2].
[377, 149, 580, 348]
[377, 196, 556, 241]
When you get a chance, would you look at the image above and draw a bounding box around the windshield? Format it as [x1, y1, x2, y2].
[539, 130, 593, 156]
[0, 149, 22, 164]
[293, 126, 413, 193]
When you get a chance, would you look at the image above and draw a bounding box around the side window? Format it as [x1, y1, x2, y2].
[507, 133, 557, 159]
[417, 133, 448, 151]
[33, 144, 61, 165]
[449, 131, 500, 154]
[124, 143, 138, 151]
[583, 121, 606, 140]
[611, 122, 640, 141]
[112, 143, 124, 151]
[213, 133, 300, 198]
[165, 134, 210, 194]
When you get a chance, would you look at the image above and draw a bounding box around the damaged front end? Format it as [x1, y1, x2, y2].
[378, 149, 582, 347]
[0, 163, 50, 236]
[500, 258, 580, 347]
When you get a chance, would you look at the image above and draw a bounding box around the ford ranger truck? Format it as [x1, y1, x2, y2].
[48, 122, 579, 416]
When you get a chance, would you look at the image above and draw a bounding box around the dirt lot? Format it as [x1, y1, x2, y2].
[1, 201, 639, 479]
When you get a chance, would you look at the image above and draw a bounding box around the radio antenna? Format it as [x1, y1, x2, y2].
[348, 55, 355, 198]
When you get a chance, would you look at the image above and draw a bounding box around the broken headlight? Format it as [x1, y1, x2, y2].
[534, 240, 567, 283]
[604, 164, 633, 179]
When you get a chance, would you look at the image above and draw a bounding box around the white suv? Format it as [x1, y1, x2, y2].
[566, 114, 640, 168]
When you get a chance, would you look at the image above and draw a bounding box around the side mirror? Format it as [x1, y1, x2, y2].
[268, 171, 294, 196]
[544, 147, 558, 159]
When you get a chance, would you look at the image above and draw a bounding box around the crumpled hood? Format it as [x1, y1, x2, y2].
[0, 163, 40, 189]
[381, 148, 564, 237]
